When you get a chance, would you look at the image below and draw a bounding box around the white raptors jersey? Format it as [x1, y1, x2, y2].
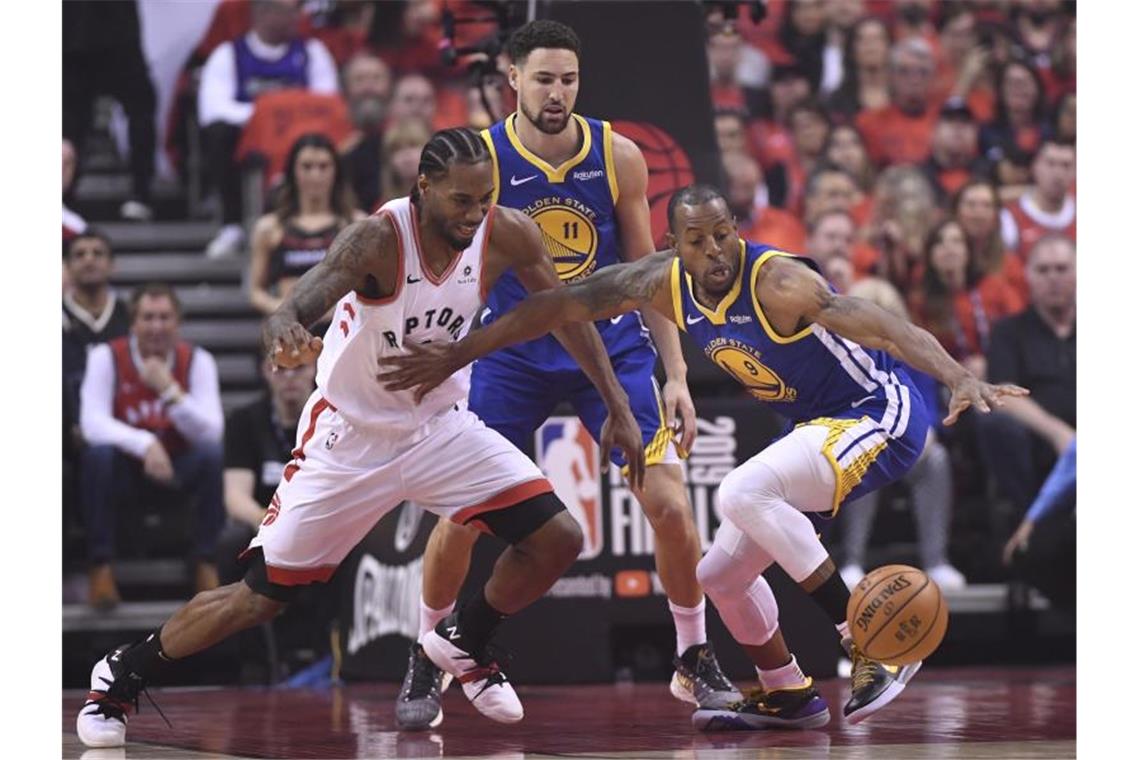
[315, 196, 491, 430]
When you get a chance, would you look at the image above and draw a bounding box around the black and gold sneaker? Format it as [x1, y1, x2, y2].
[670, 643, 742, 709]
[843, 645, 922, 724]
[692, 681, 831, 731]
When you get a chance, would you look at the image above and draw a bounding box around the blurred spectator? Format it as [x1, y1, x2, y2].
[976, 235, 1075, 521]
[806, 209, 857, 293]
[310, 0, 376, 67]
[921, 98, 991, 204]
[818, 0, 867, 96]
[379, 120, 432, 205]
[367, 0, 446, 79]
[856, 37, 939, 167]
[822, 124, 876, 193]
[1000, 139, 1075, 261]
[802, 164, 878, 274]
[722, 152, 807, 253]
[893, 0, 940, 51]
[839, 276, 966, 591]
[1041, 17, 1076, 105]
[467, 75, 508, 130]
[868, 165, 938, 292]
[932, 3, 994, 122]
[827, 16, 891, 119]
[908, 220, 1023, 378]
[63, 232, 132, 460]
[249, 134, 364, 317]
[776, 0, 828, 92]
[952, 179, 1026, 299]
[221, 358, 315, 548]
[784, 98, 832, 214]
[979, 60, 1051, 189]
[198, 0, 339, 258]
[1002, 438, 1075, 610]
[1011, 0, 1068, 71]
[707, 22, 769, 111]
[62, 140, 87, 257]
[747, 64, 811, 185]
[62, 0, 157, 222]
[79, 285, 225, 609]
[340, 52, 394, 212]
[715, 109, 751, 157]
[1053, 92, 1076, 144]
[388, 74, 437, 131]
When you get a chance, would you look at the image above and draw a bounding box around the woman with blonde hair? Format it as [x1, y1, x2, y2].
[868, 166, 939, 293]
[380, 120, 432, 206]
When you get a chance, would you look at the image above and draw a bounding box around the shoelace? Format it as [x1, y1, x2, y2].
[405, 647, 442, 700]
[694, 647, 736, 691]
[93, 673, 172, 729]
[850, 646, 880, 692]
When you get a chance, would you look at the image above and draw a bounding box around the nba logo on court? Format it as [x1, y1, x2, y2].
[536, 417, 603, 559]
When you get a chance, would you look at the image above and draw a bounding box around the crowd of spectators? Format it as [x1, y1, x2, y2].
[61, 0, 1075, 613]
[706, 0, 1075, 594]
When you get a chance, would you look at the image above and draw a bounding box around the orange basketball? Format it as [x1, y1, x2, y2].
[846, 564, 949, 665]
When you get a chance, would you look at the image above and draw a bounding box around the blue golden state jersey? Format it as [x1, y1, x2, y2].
[672, 240, 929, 510]
[480, 113, 652, 372]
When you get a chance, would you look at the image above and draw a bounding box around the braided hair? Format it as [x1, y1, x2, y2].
[410, 127, 491, 203]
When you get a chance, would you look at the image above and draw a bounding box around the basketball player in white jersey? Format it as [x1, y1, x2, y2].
[77, 127, 646, 748]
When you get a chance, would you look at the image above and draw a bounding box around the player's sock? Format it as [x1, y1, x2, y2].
[668, 598, 707, 656]
[808, 569, 851, 631]
[758, 655, 810, 691]
[119, 628, 173, 679]
[458, 590, 507, 654]
[419, 596, 455, 642]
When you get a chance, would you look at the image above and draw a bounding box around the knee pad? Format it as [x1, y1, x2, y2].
[697, 546, 758, 597]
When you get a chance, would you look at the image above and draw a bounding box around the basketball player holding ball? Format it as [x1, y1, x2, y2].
[395, 20, 741, 729]
[381, 185, 1028, 728]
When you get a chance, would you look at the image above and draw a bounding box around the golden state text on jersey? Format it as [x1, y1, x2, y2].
[480, 113, 652, 371]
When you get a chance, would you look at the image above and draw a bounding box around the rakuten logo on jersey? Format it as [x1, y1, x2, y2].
[572, 169, 604, 181]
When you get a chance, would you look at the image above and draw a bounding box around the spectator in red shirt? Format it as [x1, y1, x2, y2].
[747, 64, 810, 174]
[953, 179, 1027, 301]
[714, 108, 751, 158]
[909, 219, 1024, 378]
[707, 25, 750, 111]
[783, 98, 832, 215]
[722, 152, 807, 254]
[856, 37, 939, 166]
[867, 166, 938, 292]
[921, 98, 992, 205]
[1001, 138, 1075, 262]
[932, 3, 995, 123]
[980, 60, 1052, 191]
[826, 16, 892, 119]
[823, 123, 877, 194]
[1012, 0, 1069, 79]
[802, 163, 878, 274]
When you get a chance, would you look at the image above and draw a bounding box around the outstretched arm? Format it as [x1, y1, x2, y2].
[263, 215, 393, 367]
[757, 257, 1029, 424]
[378, 248, 675, 396]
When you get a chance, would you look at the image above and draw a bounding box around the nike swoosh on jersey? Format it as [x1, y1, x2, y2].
[686, 313, 705, 325]
[510, 174, 538, 186]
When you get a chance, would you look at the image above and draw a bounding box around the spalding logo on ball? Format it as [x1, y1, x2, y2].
[612, 121, 695, 248]
[846, 564, 949, 665]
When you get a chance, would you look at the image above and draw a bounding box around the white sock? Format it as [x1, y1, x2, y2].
[669, 598, 707, 656]
[757, 655, 809, 691]
[418, 596, 455, 642]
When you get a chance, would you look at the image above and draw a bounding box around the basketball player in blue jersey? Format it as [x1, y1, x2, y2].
[381, 184, 1028, 729]
[395, 21, 740, 729]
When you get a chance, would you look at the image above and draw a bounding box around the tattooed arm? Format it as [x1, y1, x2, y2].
[264, 214, 394, 367]
[756, 256, 1029, 423]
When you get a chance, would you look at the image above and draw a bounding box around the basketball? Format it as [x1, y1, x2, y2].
[846, 564, 949, 665]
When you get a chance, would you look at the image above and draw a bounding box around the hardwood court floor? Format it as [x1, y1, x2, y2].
[62, 665, 1075, 759]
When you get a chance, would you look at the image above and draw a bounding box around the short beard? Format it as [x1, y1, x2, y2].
[520, 100, 570, 135]
[350, 96, 387, 132]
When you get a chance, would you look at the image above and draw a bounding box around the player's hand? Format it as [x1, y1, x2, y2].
[663, 377, 697, 453]
[139, 356, 175, 394]
[264, 315, 323, 370]
[377, 341, 462, 403]
[1002, 518, 1035, 566]
[143, 441, 175, 484]
[600, 405, 646, 492]
[943, 376, 1029, 425]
